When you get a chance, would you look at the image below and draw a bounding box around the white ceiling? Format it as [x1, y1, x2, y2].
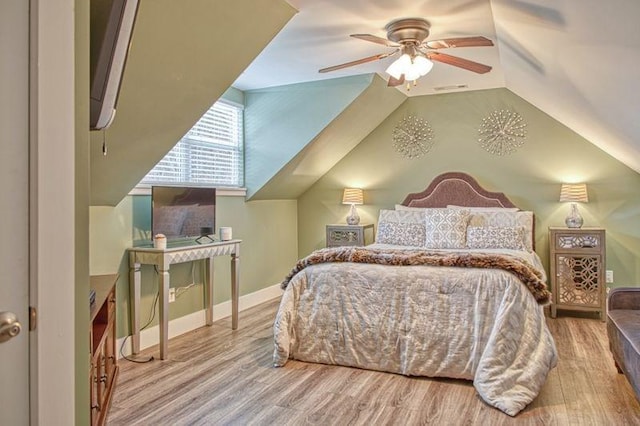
[233, 0, 640, 174]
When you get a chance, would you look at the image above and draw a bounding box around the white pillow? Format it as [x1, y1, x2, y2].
[424, 208, 470, 249]
[378, 209, 424, 223]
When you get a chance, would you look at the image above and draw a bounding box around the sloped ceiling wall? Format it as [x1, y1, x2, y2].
[89, 0, 296, 206]
[491, 0, 640, 174]
[249, 74, 406, 200]
[244, 74, 375, 199]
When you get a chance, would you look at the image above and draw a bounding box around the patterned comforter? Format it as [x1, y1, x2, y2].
[273, 245, 558, 416]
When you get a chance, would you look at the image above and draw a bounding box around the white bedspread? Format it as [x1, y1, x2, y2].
[273, 246, 558, 416]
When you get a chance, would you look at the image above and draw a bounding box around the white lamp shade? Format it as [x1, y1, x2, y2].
[385, 54, 411, 79]
[559, 183, 588, 203]
[403, 65, 422, 82]
[413, 55, 433, 76]
[342, 188, 364, 205]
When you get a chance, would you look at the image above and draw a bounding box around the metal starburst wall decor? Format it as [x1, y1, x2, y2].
[392, 115, 434, 159]
[478, 109, 527, 155]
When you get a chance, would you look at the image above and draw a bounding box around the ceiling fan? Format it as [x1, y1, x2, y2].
[319, 18, 494, 88]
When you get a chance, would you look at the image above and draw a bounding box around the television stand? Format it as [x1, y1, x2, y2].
[128, 239, 241, 360]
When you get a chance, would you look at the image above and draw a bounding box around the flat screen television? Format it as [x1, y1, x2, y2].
[90, 0, 139, 130]
[151, 186, 216, 240]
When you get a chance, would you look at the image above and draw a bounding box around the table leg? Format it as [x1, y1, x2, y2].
[205, 256, 214, 326]
[231, 247, 240, 330]
[130, 261, 141, 355]
[158, 267, 170, 360]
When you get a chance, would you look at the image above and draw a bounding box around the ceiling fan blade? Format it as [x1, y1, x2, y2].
[351, 34, 400, 47]
[318, 51, 396, 73]
[427, 52, 492, 74]
[425, 36, 494, 49]
[387, 74, 405, 87]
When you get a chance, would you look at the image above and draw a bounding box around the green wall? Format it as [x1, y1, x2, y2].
[298, 88, 640, 287]
[90, 195, 298, 337]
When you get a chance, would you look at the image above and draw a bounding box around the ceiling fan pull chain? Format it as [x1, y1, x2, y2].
[102, 129, 108, 156]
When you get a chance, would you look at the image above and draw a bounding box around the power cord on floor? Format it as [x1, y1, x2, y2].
[119, 290, 159, 363]
[119, 265, 199, 363]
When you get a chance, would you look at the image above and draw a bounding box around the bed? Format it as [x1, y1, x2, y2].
[273, 172, 558, 416]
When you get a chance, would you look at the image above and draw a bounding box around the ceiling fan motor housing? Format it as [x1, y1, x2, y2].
[385, 18, 431, 44]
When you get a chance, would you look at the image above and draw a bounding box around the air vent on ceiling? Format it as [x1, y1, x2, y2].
[433, 84, 468, 91]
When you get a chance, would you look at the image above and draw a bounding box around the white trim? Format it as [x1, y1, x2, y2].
[118, 283, 283, 357]
[128, 186, 246, 197]
[216, 97, 244, 110]
[30, 0, 76, 424]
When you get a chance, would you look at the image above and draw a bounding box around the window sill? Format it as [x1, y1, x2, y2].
[129, 186, 247, 197]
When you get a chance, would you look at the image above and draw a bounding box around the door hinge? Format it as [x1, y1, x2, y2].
[29, 306, 37, 331]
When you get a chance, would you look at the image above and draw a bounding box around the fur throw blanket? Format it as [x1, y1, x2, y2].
[281, 246, 551, 305]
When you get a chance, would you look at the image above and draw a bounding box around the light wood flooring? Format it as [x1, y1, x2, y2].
[108, 299, 640, 425]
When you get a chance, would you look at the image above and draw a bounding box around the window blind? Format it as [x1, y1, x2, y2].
[141, 100, 243, 187]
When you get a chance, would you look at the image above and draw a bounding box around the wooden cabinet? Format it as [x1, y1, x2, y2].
[326, 224, 374, 247]
[549, 227, 606, 320]
[90, 274, 118, 426]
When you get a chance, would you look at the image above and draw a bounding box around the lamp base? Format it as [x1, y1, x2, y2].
[565, 203, 584, 228]
[346, 204, 360, 225]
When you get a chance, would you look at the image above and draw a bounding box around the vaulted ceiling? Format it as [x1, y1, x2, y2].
[89, 0, 640, 205]
[234, 0, 640, 175]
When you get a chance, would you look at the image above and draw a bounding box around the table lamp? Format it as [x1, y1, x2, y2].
[342, 188, 364, 225]
[559, 183, 588, 228]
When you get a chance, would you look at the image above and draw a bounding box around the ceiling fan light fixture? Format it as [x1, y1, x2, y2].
[386, 53, 433, 82]
[320, 18, 493, 83]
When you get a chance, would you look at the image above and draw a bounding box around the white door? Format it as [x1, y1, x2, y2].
[0, 0, 31, 424]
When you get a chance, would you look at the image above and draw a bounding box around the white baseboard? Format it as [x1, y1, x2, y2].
[117, 283, 282, 358]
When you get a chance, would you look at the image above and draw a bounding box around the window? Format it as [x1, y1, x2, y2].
[141, 99, 243, 187]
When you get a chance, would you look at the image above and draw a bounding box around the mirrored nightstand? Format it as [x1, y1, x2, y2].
[326, 224, 374, 247]
[549, 227, 606, 321]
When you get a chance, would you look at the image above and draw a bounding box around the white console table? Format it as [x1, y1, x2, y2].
[128, 239, 241, 360]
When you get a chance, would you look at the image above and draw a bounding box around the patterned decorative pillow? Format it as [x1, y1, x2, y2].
[467, 210, 534, 251]
[424, 208, 470, 249]
[376, 222, 426, 247]
[376, 209, 426, 246]
[466, 226, 527, 251]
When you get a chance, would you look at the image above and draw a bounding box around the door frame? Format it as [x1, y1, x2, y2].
[29, 0, 76, 424]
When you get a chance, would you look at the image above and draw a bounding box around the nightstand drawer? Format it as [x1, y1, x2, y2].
[553, 229, 604, 252]
[326, 224, 374, 247]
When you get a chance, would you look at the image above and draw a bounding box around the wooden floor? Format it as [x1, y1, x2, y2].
[108, 299, 640, 425]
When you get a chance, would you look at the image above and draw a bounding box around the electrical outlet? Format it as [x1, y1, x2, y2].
[606, 270, 614, 283]
[169, 288, 176, 303]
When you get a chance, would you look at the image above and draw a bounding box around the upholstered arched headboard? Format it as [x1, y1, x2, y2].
[401, 172, 518, 208]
